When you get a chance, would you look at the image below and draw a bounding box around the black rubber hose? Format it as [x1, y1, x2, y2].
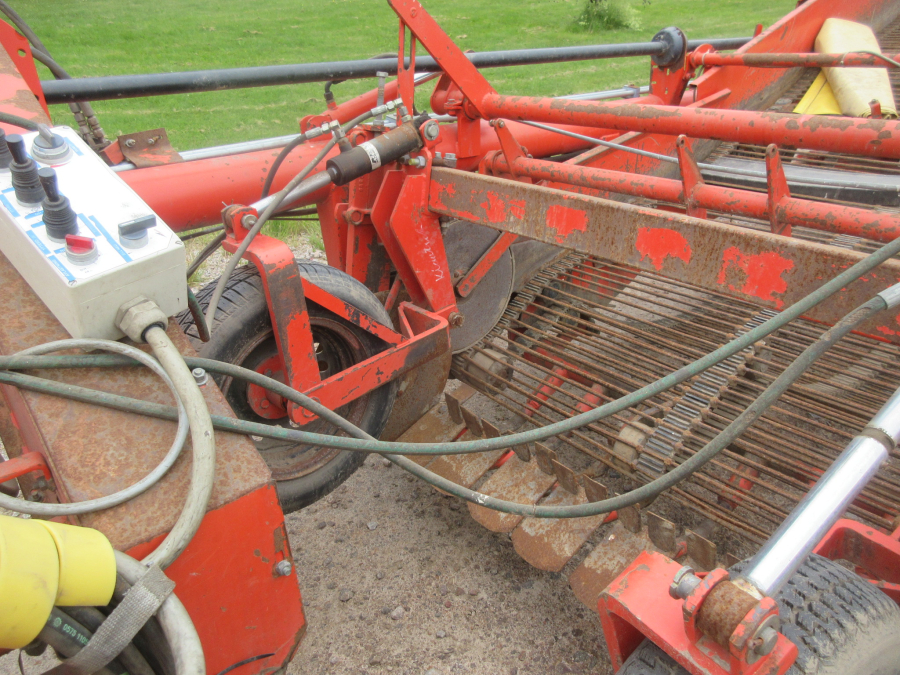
[260, 132, 310, 198]
[64, 607, 156, 675]
[1, 3, 107, 146]
[179, 224, 224, 242]
[0, 0, 48, 54]
[38, 609, 126, 675]
[0, 111, 39, 131]
[260, 105, 379, 198]
[186, 231, 226, 280]
[186, 287, 210, 342]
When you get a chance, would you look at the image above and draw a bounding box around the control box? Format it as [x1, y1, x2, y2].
[0, 126, 186, 339]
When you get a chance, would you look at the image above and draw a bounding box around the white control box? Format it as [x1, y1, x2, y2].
[0, 126, 186, 339]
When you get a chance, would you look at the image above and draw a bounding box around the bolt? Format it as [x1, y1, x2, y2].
[669, 566, 701, 600]
[124, 139, 136, 148]
[192, 367, 208, 386]
[348, 209, 364, 224]
[274, 560, 293, 577]
[422, 121, 440, 141]
[261, 399, 270, 409]
[753, 627, 778, 657]
[242, 214, 258, 229]
[449, 312, 465, 328]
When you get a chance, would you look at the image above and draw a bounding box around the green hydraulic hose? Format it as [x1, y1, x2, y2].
[0, 295, 887, 517]
[13, 204, 897, 457]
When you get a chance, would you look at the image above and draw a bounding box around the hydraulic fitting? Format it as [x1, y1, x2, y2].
[116, 296, 169, 342]
[325, 121, 424, 185]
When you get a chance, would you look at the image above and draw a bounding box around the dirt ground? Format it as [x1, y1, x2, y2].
[283, 448, 613, 675]
[0, 399, 615, 675]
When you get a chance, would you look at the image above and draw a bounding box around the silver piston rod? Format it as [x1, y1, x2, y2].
[741, 382, 900, 598]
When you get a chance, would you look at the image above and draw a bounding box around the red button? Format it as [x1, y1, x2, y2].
[64, 234, 95, 255]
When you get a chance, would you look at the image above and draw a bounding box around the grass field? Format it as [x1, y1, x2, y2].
[19, 0, 794, 150]
[16, 0, 794, 263]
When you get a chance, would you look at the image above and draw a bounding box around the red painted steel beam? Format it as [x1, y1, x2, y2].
[121, 140, 339, 231]
[490, 154, 900, 242]
[482, 94, 900, 158]
[427, 167, 900, 342]
[689, 51, 900, 69]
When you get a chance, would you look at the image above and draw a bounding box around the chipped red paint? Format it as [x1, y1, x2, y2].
[508, 199, 526, 220]
[481, 191, 507, 223]
[635, 227, 692, 271]
[717, 248, 794, 308]
[546, 204, 588, 242]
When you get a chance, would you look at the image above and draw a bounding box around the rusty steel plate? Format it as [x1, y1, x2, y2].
[428, 168, 900, 342]
[443, 220, 514, 353]
[0, 252, 270, 551]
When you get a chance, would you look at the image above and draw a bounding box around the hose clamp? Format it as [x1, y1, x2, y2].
[877, 282, 900, 309]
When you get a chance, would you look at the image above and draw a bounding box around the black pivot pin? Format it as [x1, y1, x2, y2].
[38, 168, 78, 242]
[7, 134, 44, 206]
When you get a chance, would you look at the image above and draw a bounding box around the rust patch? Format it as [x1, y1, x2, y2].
[695, 580, 759, 647]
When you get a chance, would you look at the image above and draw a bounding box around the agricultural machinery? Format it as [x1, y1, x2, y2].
[0, 0, 898, 673]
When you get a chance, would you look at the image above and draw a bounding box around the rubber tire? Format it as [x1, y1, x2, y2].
[178, 260, 397, 513]
[617, 554, 900, 675]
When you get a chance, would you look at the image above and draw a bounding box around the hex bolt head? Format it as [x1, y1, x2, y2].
[274, 560, 293, 577]
[192, 368, 208, 386]
[124, 138, 137, 148]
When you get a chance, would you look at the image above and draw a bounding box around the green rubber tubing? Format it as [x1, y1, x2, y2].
[0, 287, 893, 516]
[3, 228, 900, 458]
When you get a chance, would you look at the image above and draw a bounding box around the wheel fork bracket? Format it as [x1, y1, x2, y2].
[222, 207, 450, 426]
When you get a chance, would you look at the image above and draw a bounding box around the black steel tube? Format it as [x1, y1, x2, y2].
[40, 37, 750, 103]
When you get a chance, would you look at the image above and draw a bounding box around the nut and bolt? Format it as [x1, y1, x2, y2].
[669, 566, 701, 600]
[123, 139, 137, 148]
[241, 214, 258, 229]
[422, 121, 440, 141]
[449, 312, 465, 328]
[274, 560, 293, 577]
[192, 367, 208, 386]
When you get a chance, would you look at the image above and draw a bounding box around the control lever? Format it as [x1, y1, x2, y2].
[38, 168, 78, 242]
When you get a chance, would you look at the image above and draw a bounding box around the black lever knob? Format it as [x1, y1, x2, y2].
[118, 214, 156, 249]
[6, 134, 44, 205]
[38, 167, 77, 242]
[38, 167, 62, 202]
[0, 129, 13, 171]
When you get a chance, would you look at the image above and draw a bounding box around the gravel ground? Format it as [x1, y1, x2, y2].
[284, 452, 612, 675]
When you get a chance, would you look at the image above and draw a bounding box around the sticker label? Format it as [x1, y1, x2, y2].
[359, 141, 382, 170]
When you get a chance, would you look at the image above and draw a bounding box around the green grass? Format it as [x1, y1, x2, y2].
[20, 0, 794, 150]
[16, 0, 794, 257]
